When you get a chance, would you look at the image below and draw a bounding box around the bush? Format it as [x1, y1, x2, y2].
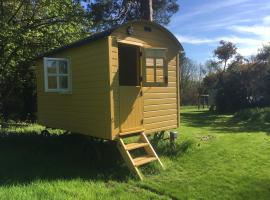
[234, 107, 270, 123]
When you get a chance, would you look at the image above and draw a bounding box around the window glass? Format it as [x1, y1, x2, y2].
[156, 68, 164, 82]
[146, 68, 155, 82]
[48, 76, 57, 89]
[59, 76, 68, 89]
[146, 58, 154, 66]
[59, 61, 68, 74]
[47, 60, 57, 74]
[156, 58, 164, 67]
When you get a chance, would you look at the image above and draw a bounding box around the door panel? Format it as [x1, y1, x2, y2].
[118, 44, 143, 134]
[119, 86, 143, 133]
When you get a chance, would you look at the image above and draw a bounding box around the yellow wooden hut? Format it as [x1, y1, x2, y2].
[35, 20, 183, 179]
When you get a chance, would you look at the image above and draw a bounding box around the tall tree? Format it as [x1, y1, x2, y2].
[214, 40, 237, 71]
[86, 0, 179, 30]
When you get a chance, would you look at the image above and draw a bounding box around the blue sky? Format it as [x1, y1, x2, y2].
[167, 0, 270, 63]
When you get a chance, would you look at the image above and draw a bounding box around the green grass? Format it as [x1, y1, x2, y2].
[0, 107, 269, 200]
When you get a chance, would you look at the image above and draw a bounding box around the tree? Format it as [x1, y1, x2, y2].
[180, 53, 201, 105]
[257, 43, 270, 62]
[214, 40, 237, 71]
[86, 0, 179, 30]
[204, 59, 221, 73]
[0, 0, 92, 120]
[203, 43, 270, 112]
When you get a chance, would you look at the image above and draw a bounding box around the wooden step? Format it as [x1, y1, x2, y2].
[125, 142, 149, 151]
[133, 156, 158, 167]
[119, 129, 145, 137]
[117, 132, 164, 180]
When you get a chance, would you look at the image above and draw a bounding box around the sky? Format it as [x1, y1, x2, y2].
[167, 0, 270, 63]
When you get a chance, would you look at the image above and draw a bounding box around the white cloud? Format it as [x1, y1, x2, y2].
[231, 25, 270, 39]
[237, 47, 258, 56]
[172, 0, 250, 23]
[176, 35, 268, 56]
[176, 35, 264, 46]
[263, 15, 270, 25]
[176, 13, 270, 57]
[176, 35, 215, 44]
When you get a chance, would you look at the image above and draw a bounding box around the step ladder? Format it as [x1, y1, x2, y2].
[117, 132, 164, 180]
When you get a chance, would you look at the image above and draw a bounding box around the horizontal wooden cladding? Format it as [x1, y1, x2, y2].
[36, 38, 111, 139]
[144, 98, 176, 106]
[144, 109, 177, 118]
[144, 114, 177, 124]
[143, 87, 176, 93]
[144, 119, 177, 130]
[38, 114, 108, 123]
[51, 39, 107, 58]
[144, 93, 176, 99]
[168, 71, 176, 77]
[109, 23, 180, 137]
[38, 102, 109, 111]
[144, 103, 176, 112]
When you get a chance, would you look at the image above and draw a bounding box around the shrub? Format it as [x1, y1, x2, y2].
[234, 107, 270, 123]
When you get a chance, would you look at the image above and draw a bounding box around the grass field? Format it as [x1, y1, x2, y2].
[0, 107, 269, 200]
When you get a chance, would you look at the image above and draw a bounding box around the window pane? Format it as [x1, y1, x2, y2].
[156, 58, 164, 67]
[48, 76, 57, 89]
[59, 76, 68, 89]
[47, 60, 57, 74]
[146, 67, 155, 82]
[146, 58, 154, 66]
[59, 60, 68, 74]
[156, 68, 164, 82]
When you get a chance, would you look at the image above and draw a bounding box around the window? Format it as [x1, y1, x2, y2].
[44, 57, 71, 92]
[143, 48, 168, 86]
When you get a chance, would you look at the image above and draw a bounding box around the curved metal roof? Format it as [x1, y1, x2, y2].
[36, 20, 183, 59]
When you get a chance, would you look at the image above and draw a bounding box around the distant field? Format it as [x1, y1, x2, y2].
[0, 107, 269, 200]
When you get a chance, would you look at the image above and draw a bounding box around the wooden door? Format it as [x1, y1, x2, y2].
[118, 44, 144, 134]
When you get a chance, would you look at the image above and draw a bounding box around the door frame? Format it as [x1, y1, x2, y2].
[118, 42, 144, 134]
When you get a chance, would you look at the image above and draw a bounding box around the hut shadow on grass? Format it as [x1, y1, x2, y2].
[181, 110, 270, 134]
[0, 131, 131, 186]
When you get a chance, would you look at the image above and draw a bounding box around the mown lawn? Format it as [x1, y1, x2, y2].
[0, 107, 269, 200]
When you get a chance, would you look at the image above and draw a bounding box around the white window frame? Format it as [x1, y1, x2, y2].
[43, 57, 72, 93]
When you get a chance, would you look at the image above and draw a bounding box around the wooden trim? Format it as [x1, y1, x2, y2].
[176, 53, 180, 127]
[117, 39, 144, 47]
[108, 36, 114, 140]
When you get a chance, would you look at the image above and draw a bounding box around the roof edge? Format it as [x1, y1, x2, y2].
[35, 20, 184, 60]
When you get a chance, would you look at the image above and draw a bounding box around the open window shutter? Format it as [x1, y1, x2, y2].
[142, 48, 168, 86]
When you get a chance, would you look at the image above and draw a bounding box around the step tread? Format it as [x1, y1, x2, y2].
[119, 129, 145, 137]
[133, 156, 157, 167]
[125, 142, 149, 151]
